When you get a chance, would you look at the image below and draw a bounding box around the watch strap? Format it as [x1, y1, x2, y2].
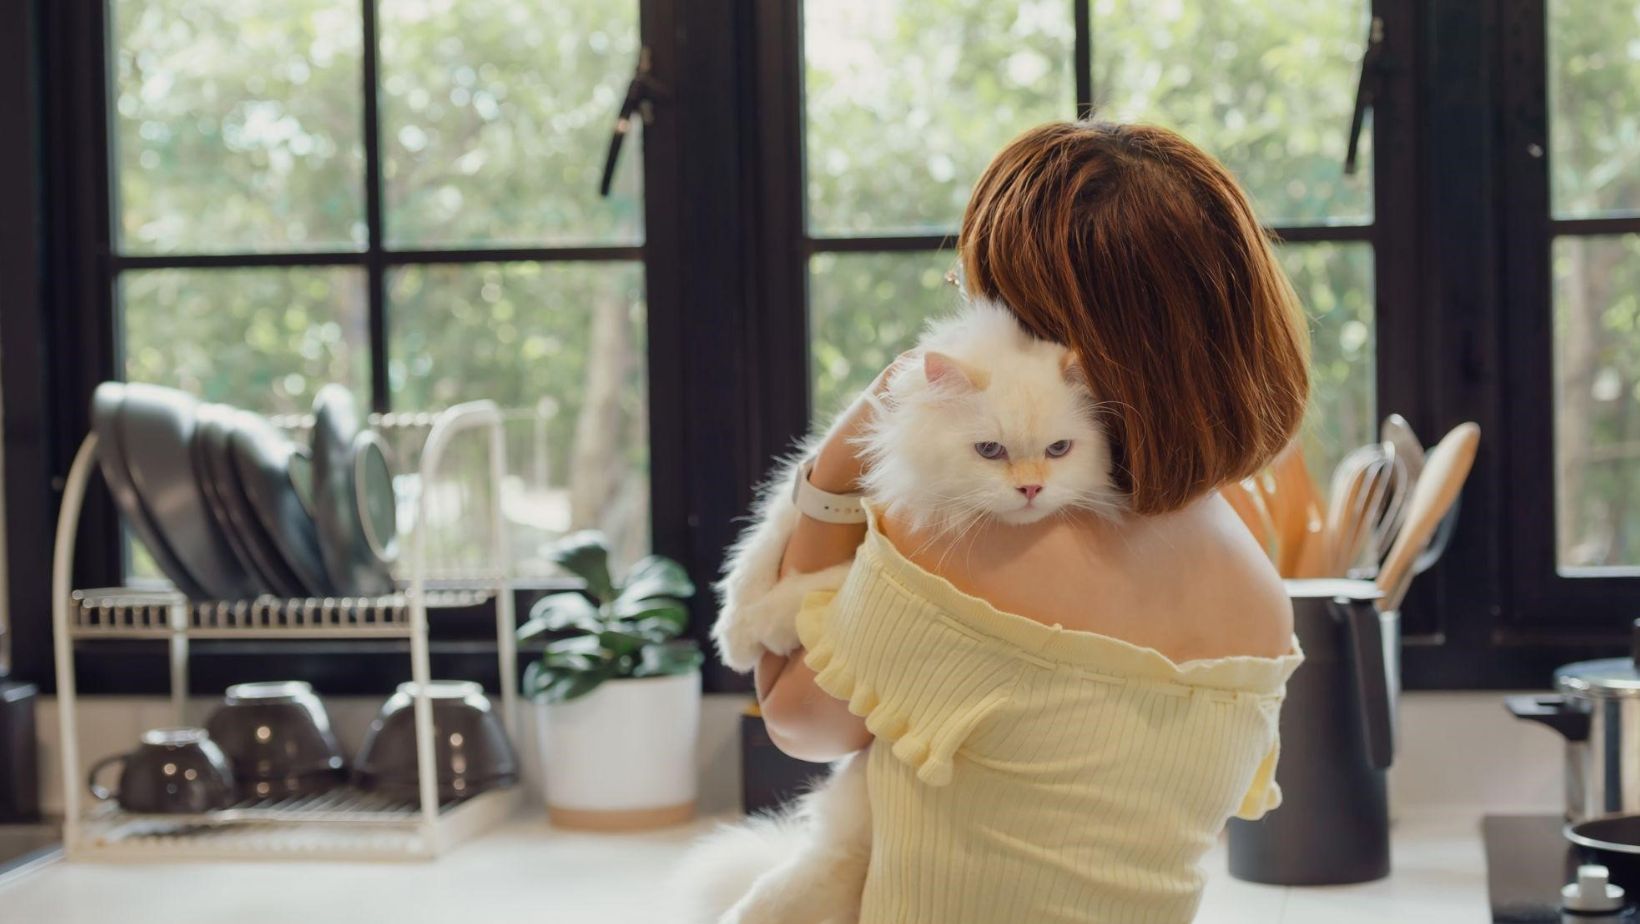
[791, 458, 868, 524]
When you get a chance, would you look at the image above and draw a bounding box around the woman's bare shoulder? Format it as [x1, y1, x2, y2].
[888, 493, 1294, 663]
[1169, 495, 1295, 659]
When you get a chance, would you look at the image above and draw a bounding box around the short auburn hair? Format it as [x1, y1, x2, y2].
[959, 121, 1310, 515]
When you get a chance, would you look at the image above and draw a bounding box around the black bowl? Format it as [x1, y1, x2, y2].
[354, 681, 517, 803]
[205, 681, 346, 799]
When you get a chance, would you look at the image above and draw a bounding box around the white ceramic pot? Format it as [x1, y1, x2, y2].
[535, 670, 700, 831]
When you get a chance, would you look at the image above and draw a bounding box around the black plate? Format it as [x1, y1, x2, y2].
[90, 382, 208, 598]
[119, 384, 258, 600]
[311, 385, 396, 597]
[228, 411, 334, 597]
[192, 403, 273, 595]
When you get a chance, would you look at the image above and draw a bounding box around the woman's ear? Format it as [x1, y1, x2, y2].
[924, 351, 988, 391]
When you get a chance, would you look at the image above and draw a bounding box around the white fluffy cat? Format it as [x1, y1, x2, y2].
[681, 299, 1120, 924]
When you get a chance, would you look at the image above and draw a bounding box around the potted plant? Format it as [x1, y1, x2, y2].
[520, 532, 703, 831]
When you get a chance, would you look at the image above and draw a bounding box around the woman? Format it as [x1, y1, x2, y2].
[756, 120, 1306, 922]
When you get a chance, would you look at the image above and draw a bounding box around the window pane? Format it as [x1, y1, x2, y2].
[1280, 242, 1377, 485]
[1548, 2, 1640, 219]
[810, 245, 1376, 490]
[111, 0, 364, 254]
[379, 0, 642, 248]
[804, 0, 1073, 236]
[388, 262, 648, 570]
[809, 251, 958, 414]
[120, 267, 370, 416]
[1089, 0, 1372, 226]
[1553, 235, 1640, 569]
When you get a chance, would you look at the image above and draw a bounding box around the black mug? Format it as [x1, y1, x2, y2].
[88, 727, 236, 814]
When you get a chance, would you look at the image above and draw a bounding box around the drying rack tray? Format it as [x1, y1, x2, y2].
[67, 586, 496, 640]
[72, 785, 522, 862]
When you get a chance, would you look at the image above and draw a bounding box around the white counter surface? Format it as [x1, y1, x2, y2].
[0, 810, 1489, 924]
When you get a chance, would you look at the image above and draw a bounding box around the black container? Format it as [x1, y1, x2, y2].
[0, 682, 39, 822]
[1227, 580, 1396, 885]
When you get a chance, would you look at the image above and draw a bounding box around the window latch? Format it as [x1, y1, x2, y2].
[600, 46, 670, 197]
[1344, 16, 1386, 176]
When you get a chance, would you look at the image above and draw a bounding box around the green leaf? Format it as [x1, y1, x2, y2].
[551, 532, 616, 602]
[633, 640, 704, 678]
[624, 615, 683, 643]
[534, 665, 616, 703]
[612, 595, 688, 632]
[527, 592, 603, 634]
[521, 659, 548, 697]
[619, 555, 695, 603]
[597, 628, 649, 658]
[545, 635, 606, 660]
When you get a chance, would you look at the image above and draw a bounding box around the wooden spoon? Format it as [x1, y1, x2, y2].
[1376, 422, 1481, 611]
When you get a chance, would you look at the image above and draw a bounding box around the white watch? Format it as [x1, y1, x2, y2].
[791, 458, 868, 524]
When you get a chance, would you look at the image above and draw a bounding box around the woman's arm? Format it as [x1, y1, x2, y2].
[754, 363, 906, 761]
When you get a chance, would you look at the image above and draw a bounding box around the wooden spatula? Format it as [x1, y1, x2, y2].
[1376, 422, 1481, 611]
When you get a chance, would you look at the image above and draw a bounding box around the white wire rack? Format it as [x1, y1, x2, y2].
[51, 400, 522, 861]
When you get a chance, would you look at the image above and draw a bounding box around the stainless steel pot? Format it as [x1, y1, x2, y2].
[1508, 654, 1640, 822]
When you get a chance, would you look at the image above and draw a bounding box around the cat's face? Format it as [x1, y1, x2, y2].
[860, 344, 1119, 534]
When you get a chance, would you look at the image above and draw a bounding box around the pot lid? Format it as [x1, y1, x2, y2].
[1557, 658, 1640, 698]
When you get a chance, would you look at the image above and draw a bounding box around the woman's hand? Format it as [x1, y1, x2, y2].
[809, 352, 915, 494]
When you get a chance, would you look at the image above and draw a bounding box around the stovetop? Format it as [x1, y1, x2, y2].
[1486, 814, 1634, 922]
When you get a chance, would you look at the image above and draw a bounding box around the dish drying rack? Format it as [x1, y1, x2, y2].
[52, 400, 521, 861]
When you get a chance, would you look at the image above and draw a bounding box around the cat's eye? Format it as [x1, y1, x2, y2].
[974, 441, 1007, 460]
[1046, 440, 1073, 458]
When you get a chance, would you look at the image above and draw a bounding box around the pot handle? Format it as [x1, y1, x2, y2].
[1504, 694, 1590, 742]
[1345, 602, 1395, 769]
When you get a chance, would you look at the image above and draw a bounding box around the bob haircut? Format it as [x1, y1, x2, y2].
[959, 120, 1310, 516]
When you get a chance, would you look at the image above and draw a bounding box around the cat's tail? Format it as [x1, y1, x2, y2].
[667, 811, 807, 923]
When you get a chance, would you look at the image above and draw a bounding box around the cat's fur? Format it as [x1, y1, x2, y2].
[683, 299, 1120, 924]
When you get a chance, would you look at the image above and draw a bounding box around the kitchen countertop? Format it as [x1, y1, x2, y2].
[0, 809, 1489, 923]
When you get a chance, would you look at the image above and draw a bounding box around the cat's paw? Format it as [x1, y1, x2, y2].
[716, 615, 776, 674]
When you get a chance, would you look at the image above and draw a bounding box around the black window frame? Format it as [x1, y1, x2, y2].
[7, 0, 1640, 696]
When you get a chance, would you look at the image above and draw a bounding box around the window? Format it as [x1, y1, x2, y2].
[1546, 1, 1640, 572]
[108, 0, 650, 574]
[799, 0, 1384, 486]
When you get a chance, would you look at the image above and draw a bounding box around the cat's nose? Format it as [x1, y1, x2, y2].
[1017, 484, 1043, 501]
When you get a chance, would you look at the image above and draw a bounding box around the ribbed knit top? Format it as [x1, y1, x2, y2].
[795, 507, 1303, 924]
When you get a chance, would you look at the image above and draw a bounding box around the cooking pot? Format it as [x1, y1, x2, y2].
[1507, 623, 1640, 822]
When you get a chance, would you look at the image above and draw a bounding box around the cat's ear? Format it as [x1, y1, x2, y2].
[924, 351, 988, 391]
[1059, 350, 1089, 389]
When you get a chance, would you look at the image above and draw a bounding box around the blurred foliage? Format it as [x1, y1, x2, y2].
[1089, 0, 1372, 226]
[1549, 1, 1640, 218]
[1548, 3, 1640, 567]
[112, 0, 365, 252]
[378, 0, 641, 246]
[804, 0, 1073, 235]
[809, 252, 962, 416]
[388, 261, 649, 565]
[121, 267, 371, 415]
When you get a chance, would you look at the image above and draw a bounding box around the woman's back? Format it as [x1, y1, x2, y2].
[884, 492, 1294, 664]
[798, 507, 1302, 923]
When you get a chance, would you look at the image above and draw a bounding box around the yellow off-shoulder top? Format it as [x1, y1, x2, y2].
[795, 509, 1303, 924]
